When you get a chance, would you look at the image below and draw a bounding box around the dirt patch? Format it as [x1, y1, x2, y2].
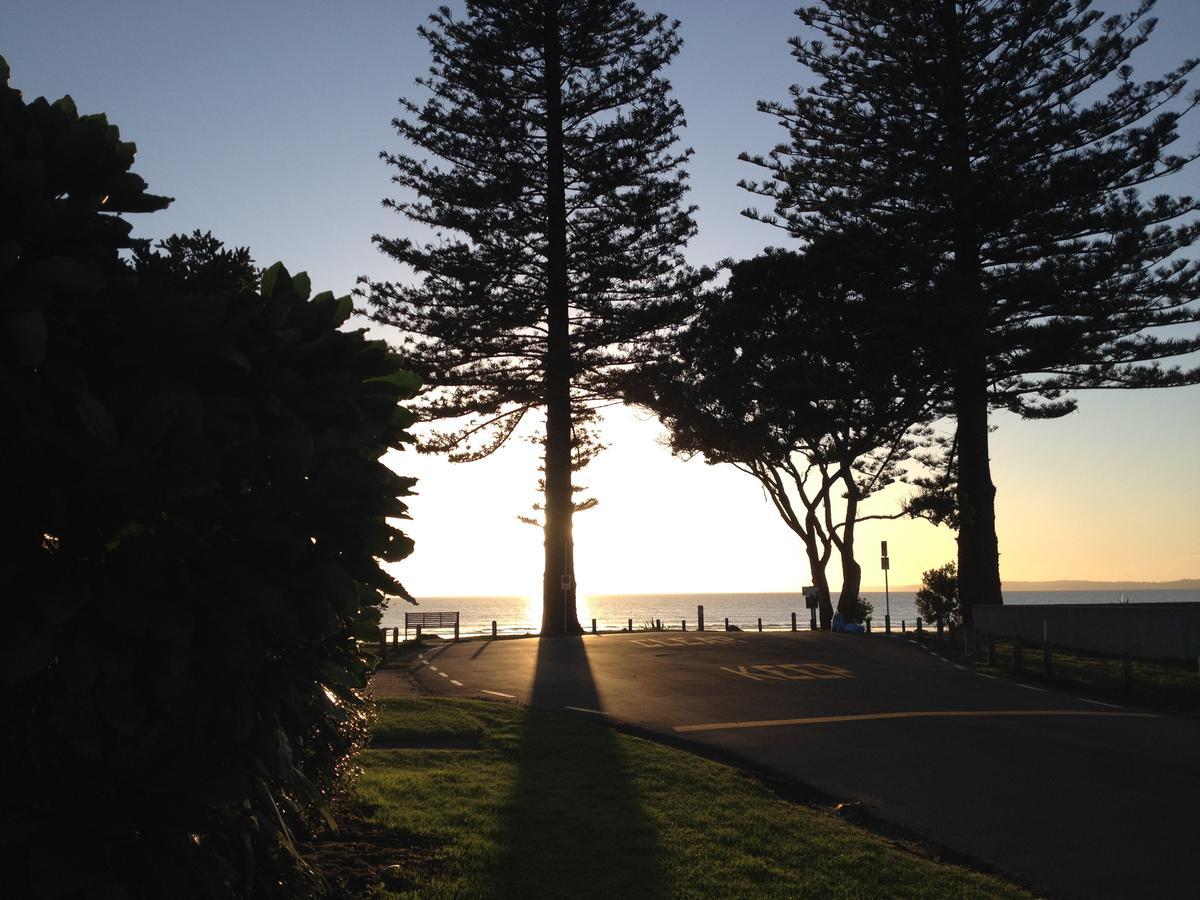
[302, 799, 443, 898]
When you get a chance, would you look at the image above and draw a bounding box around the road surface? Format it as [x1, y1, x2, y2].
[395, 630, 1200, 899]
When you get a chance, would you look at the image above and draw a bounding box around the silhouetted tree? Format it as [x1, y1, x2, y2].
[1, 58, 419, 896]
[742, 0, 1200, 622]
[915, 561, 961, 627]
[631, 246, 942, 628]
[363, 0, 703, 634]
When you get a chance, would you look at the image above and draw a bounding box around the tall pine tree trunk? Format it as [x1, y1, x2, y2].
[541, 0, 580, 635]
[940, 0, 1003, 623]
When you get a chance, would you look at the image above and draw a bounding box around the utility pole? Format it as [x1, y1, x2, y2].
[882, 540, 891, 634]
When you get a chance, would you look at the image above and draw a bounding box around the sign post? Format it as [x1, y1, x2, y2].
[881, 540, 891, 634]
[802, 584, 819, 631]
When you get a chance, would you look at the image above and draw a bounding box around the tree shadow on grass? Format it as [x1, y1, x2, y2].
[489, 636, 664, 899]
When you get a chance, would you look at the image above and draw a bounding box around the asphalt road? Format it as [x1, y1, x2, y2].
[401, 631, 1200, 899]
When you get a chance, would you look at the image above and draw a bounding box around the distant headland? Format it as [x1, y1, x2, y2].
[863, 578, 1200, 592]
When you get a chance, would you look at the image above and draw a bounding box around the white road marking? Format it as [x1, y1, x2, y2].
[438, 672, 448, 678]
[418, 654, 424, 659]
[428, 665, 438, 672]
[565, 706, 609, 716]
[977, 673, 998, 680]
[1014, 683, 1046, 693]
[954, 665, 968, 670]
[1079, 697, 1122, 709]
[481, 690, 515, 699]
[450, 680, 463, 687]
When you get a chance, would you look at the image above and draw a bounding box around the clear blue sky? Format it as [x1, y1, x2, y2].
[6, 1, 1199, 595]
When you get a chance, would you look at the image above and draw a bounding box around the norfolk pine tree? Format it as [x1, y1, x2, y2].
[742, 1, 1200, 621]
[364, 1, 701, 634]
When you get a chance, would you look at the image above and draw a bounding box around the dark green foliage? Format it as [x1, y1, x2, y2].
[915, 562, 961, 626]
[0, 61, 419, 898]
[631, 244, 941, 628]
[842, 595, 874, 626]
[364, 1, 704, 632]
[742, 1, 1200, 615]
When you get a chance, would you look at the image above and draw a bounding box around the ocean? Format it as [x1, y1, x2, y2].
[381, 589, 1200, 637]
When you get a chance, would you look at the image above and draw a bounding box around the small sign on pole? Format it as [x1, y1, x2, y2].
[802, 585, 819, 610]
[881, 540, 888, 557]
[881, 556, 890, 570]
[560, 574, 573, 590]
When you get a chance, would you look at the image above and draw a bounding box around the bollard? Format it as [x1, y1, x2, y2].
[916, 617, 923, 634]
[901, 619, 906, 633]
[656, 618, 662, 631]
[791, 611, 797, 632]
[866, 618, 872, 634]
[1012, 634, 1023, 672]
[757, 617, 763, 632]
[492, 620, 497, 638]
[393, 626, 399, 647]
[698, 605, 705, 632]
[1122, 651, 1133, 690]
[592, 618, 597, 635]
[682, 619, 687, 632]
[986, 633, 996, 666]
[1042, 621, 1053, 679]
[725, 617, 730, 632]
[454, 618, 460, 642]
[885, 614, 891, 634]
[628, 618, 633, 633]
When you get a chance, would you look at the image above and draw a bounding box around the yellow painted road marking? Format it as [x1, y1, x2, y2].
[720, 662, 854, 681]
[673, 709, 1159, 733]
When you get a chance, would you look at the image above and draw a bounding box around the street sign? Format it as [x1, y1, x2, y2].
[881, 540, 888, 556]
[802, 585, 819, 609]
[881, 556, 890, 570]
[560, 574, 573, 590]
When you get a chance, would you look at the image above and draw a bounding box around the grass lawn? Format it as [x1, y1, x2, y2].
[915, 632, 1200, 713]
[316, 696, 1030, 899]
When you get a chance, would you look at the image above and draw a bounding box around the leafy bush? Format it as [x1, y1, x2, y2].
[0, 59, 418, 898]
[915, 562, 960, 626]
[842, 595, 874, 625]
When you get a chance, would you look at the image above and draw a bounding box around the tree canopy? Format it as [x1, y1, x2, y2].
[364, 0, 704, 632]
[631, 243, 944, 628]
[741, 0, 1200, 619]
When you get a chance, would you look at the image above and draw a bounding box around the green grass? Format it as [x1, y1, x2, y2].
[914, 632, 1200, 713]
[333, 697, 1029, 899]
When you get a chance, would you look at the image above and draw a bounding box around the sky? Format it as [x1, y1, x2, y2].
[6, 1, 1199, 597]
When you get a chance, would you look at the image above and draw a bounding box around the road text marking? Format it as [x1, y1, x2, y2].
[720, 662, 854, 682]
[632, 635, 740, 648]
[673, 709, 1159, 733]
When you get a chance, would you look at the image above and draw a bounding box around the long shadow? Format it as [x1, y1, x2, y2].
[490, 635, 664, 898]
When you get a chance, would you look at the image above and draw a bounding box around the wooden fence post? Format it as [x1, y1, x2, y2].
[592, 618, 597, 634]
[492, 620, 497, 638]
[791, 612, 797, 632]
[454, 616, 460, 642]
[757, 617, 763, 632]
[628, 617, 633, 633]
[916, 617, 923, 634]
[682, 619, 687, 632]
[724, 617, 730, 631]
[379, 630, 388, 664]
[698, 605, 705, 632]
